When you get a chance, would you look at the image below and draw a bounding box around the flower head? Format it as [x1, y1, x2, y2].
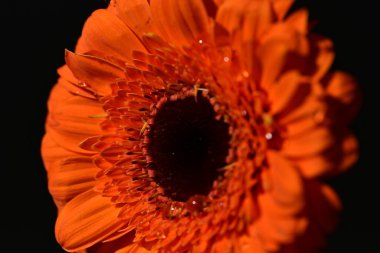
[42, 0, 360, 252]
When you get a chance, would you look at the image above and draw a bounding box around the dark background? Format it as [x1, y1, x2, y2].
[2, 0, 377, 252]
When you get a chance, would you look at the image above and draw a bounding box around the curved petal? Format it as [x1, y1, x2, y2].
[281, 127, 334, 157]
[41, 134, 78, 173]
[216, 0, 274, 39]
[267, 71, 307, 114]
[48, 157, 98, 204]
[76, 9, 146, 61]
[113, 0, 157, 38]
[285, 9, 308, 35]
[116, 244, 155, 253]
[65, 50, 125, 96]
[325, 71, 361, 124]
[272, 0, 294, 20]
[254, 152, 306, 251]
[87, 231, 135, 253]
[216, 0, 275, 72]
[266, 151, 304, 210]
[150, 0, 211, 47]
[46, 91, 105, 154]
[56, 190, 125, 252]
[296, 133, 358, 178]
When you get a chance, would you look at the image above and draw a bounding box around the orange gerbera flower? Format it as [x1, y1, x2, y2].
[42, 0, 360, 252]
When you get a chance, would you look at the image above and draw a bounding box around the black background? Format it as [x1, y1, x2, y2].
[2, 1, 377, 252]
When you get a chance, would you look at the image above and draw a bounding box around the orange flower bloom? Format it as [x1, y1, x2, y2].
[42, 0, 360, 252]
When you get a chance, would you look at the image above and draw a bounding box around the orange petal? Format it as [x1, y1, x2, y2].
[216, 0, 275, 72]
[278, 96, 325, 125]
[150, 0, 210, 47]
[216, 0, 274, 39]
[116, 244, 154, 253]
[46, 94, 104, 154]
[281, 127, 334, 157]
[266, 151, 304, 209]
[56, 65, 100, 99]
[313, 37, 335, 81]
[113, 0, 156, 38]
[272, 0, 294, 20]
[47, 79, 75, 114]
[41, 134, 77, 173]
[48, 157, 98, 204]
[236, 235, 265, 253]
[284, 116, 319, 138]
[325, 71, 361, 124]
[76, 9, 146, 61]
[255, 151, 307, 250]
[267, 71, 306, 114]
[296, 133, 358, 178]
[285, 9, 308, 35]
[87, 231, 135, 253]
[56, 190, 125, 251]
[257, 39, 288, 89]
[65, 50, 125, 96]
[326, 71, 358, 104]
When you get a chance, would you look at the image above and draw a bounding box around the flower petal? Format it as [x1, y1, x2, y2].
[216, 0, 275, 72]
[87, 231, 135, 253]
[296, 133, 358, 178]
[56, 190, 125, 251]
[65, 50, 125, 96]
[48, 157, 98, 204]
[76, 9, 146, 61]
[41, 130, 76, 173]
[150, 0, 210, 47]
[267, 71, 307, 114]
[325, 71, 361, 124]
[281, 127, 334, 157]
[266, 151, 304, 209]
[113, 0, 156, 38]
[116, 244, 154, 253]
[272, 0, 294, 20]
[254, 152, 306, 251]
[46, 93, 104, 154]
[285, 9, 308, 35]
[216, 0, 274, 39]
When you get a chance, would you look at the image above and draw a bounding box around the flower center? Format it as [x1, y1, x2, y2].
[146, 92, 230, 202]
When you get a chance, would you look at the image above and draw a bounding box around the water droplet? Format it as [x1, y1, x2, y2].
[265, 133, 273, 140]
[198, 39, 203, 44]
[223, 56, 230, 62]
[242, 71, 249, 78]
[186, 195, 208, 214]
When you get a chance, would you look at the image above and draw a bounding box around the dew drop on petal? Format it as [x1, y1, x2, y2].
[223, 56, 230, 62]
[242, 71, 250, 78]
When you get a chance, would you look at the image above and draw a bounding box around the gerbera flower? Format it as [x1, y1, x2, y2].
[41, 0, 360, 252]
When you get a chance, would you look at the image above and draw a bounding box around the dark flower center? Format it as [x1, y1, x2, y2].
[146, 93, 230, 202]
